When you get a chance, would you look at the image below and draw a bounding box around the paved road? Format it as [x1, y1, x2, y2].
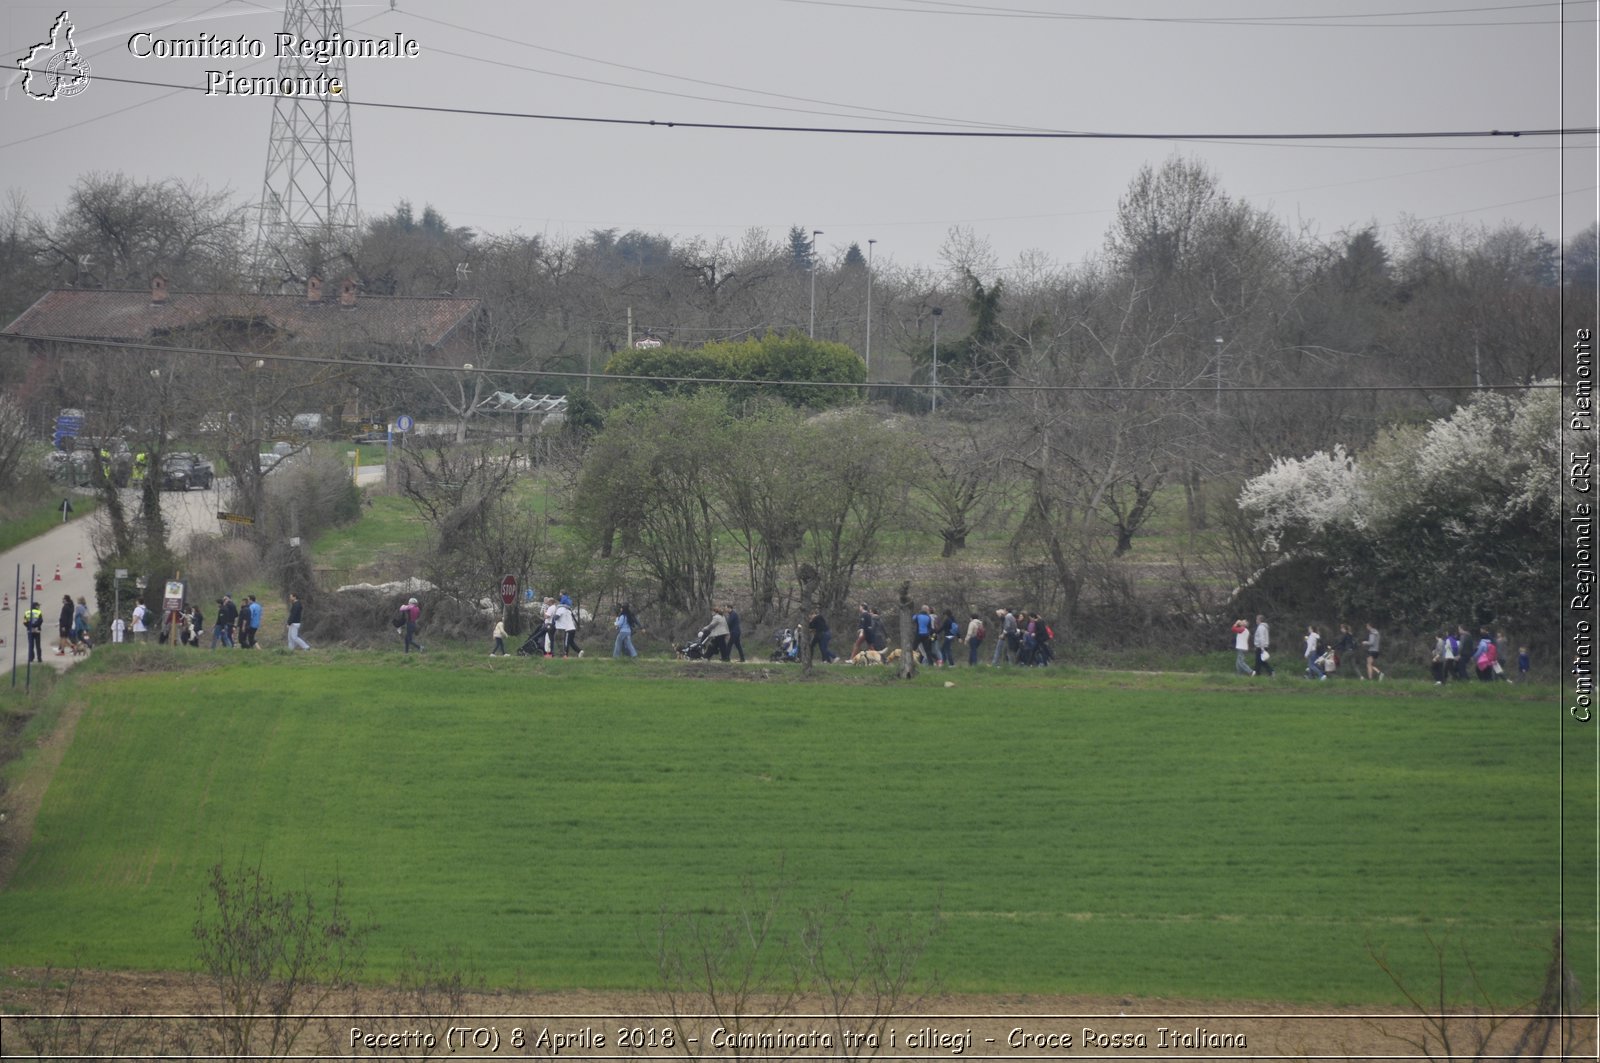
[3, 468, 385, 676]
[2, 481, 233, 677]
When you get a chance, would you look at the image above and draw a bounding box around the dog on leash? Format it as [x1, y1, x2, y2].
[884, 647, 903, 663]
[850, 649, 885, 665]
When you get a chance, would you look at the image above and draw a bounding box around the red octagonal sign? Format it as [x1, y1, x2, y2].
[500, 575, 517, 605]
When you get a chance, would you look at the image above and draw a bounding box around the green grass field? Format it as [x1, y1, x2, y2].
[0, 652, 1591, 1006]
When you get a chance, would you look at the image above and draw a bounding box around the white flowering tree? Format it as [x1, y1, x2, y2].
[1236, 445, 1365, 553]
[1239, 384, 1559, 636]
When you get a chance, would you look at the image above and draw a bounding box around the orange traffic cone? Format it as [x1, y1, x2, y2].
[74, 552, 83, 569]
[53, 564, 62, 582]
[35, 576, 44, 591]
[1, 593, 9, 611]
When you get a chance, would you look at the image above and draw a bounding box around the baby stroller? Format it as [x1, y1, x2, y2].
[677, 627, 713, 660]
[517, 621, 551, 657]
[769, 626, 801, 663]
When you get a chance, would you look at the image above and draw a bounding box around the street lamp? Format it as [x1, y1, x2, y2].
[931, 306, 943, 414]
[865, 239, 876, 379]
[809, 229, 823, 338]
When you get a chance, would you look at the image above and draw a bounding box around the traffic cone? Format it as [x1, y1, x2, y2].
[1, 593, 9, 611]
[74, 552, 83, 569]
[35, 576, 43, 591]
[53, 564, 62, 582]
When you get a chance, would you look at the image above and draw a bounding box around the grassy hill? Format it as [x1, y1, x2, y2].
[0, 649, 1589, 1007]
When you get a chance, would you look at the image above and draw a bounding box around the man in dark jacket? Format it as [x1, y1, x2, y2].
[213, 595, 238, 649]
[287, 592, 311, 651]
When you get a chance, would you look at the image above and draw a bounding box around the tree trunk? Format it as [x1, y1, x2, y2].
[896, 581, 916, 680]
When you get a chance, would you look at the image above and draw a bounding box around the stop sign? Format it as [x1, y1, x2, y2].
[500, 575, 517, 605]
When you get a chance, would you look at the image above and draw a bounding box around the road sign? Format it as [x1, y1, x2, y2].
[162, 580, 185, 613]
[395, 414, 415, 432]
[500, 575, 517, 606]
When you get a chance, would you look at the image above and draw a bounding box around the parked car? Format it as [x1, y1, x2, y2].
[159, 452, 215, 491]
[351, 427, 388, 444]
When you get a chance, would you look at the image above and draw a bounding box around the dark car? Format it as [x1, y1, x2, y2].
[159, 452, 215, 491]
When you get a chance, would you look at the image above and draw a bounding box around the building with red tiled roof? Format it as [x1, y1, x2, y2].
[2, 274, 481, 421]
[4, 275, 478, 353]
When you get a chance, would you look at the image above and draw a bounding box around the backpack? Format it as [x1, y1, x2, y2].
[1044, 624, 1055, 641]
[392, 608, 407, 630]
[974, 621, 986, 641]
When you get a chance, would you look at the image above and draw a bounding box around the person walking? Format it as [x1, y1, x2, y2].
[1364, 623, 1385, 680]
[1232, 618, 1254, 676]
[56, 594, 74, 655]
[24, 600, 44, 662]
[725, 604, 746, 662]
[72, 596, 90, 649]
[1032, 613, 1054, 667]
[490, 616, 508, 656]
[988, 608, 1012, 666]
[538, 597, 558, 656]
[1430, 630, 1450, 684]
[184, 603, 204, 647]
[703, 606, 730, 661]
[212, 595, 237, 649]
[613, 604, 639, 659]
[1440, 628, 1460, 682]
[131, 598, 149, 642]
[852, 604, 874, 658]
[286, 593, 312, 651]
[554, 598, 581, 657]
[912, 605, 936, 665]
[939, 609, 959, 666]
[1252, 614, 1275, 677]
[965, 612, 985, 666]
[1473, 629, 1498, 681]
[401, 596, 424, 654]
[1304, 625, 1327, 680]
[807, 608, 837, 664]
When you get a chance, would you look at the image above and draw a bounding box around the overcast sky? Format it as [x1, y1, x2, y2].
[3, 0, 1596, 275]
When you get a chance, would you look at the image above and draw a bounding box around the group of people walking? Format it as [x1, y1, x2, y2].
[1231, 614, 1527, 684]
[1429, 626, 1526, 684]
[19, 590, 313, 660]
[21, 594, 90, 660]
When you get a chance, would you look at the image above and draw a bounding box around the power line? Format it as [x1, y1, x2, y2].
[0, 331, 1558, 394]
[0, 2, 389, 154]
[779, 0, 1595, 28]
[404, 10, 1058, 134]
[41, 72, 1600, 143]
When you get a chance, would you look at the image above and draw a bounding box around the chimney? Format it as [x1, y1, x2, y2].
[338, 276, 358, 309]
[306, 275, 324, 304]
[150, 274, 168, 305]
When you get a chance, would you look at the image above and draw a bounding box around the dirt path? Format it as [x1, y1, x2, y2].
[0, 697, 84, 890]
